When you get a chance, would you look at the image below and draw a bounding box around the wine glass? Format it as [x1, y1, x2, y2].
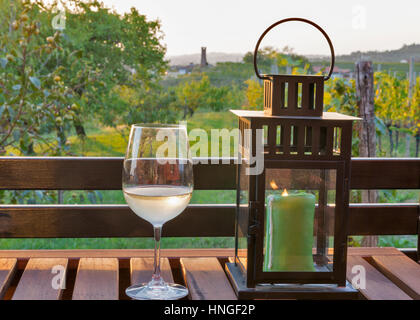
[123, 124, 193, 300]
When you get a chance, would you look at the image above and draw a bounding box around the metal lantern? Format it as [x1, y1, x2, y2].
[226, 18, 360, 299]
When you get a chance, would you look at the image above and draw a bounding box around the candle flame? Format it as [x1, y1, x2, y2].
[282, 188, 289, 197]
[269, 180, 279, 190]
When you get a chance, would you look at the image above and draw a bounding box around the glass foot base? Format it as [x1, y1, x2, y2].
[126, 282, 189, 300]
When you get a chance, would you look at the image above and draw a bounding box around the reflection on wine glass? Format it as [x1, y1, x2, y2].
[123, 124, 193, 300]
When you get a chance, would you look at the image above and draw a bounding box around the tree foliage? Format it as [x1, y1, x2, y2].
[175, 74, 243, 117]
[52, 0, 167, 126]
[0, 0, 75, 155]
[1, 2, 417, 159]
[243, 79, 263, 110]
[375, 72, 419, 156]
[0, 0, 168, 154]
[243, 46, 310, 74]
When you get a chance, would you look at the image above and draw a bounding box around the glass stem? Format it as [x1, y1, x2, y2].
[152, 225, 163, 284]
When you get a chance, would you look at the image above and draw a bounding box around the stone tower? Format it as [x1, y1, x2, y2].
[200, 47, 208, 67]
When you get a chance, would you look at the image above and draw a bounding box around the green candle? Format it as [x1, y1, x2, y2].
[264, 190, 316, 272]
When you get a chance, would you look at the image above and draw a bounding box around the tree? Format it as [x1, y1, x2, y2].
[244, 79, 263, 110]
[375, 72, 409, 156]
[175, 75, 211, 118]
[172, 74, 244, 117]
[205, 62, 254, 88]
[36, 0, 168, 131]
[111, 83, 180, 127]
[0, 0, 77, 155]
[0, 0, 169, 155]
[243, 46, 310, 75]
[409, 78, 420, 157]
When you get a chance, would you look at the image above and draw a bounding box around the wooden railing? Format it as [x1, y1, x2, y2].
[0, 157, 418, 240]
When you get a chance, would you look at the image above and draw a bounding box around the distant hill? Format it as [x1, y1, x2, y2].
[330, 44, 420, 63]
[168, 52, 244, 66]
[167, 44, 420, 66]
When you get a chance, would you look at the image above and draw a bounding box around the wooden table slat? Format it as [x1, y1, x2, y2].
[345, 247, 404, 256]
[72, 258, 119, 300]
[372, 255, 420, 300]
[181, 257, 237, 300]
[12, 258, 67, 300]
[0, 259, 17, 299]
[346, 256, 411, 300]
[131, 258, 174, 285]
[0, 248, 236, 259]
[0, 248, 419, 300]
[0, 247, 400, 260]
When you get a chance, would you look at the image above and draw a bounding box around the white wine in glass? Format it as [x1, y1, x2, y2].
[123, 186, 192, 226]
[123, 124, 193, 300]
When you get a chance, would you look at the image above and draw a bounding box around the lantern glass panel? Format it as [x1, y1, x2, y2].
[262, 168, 336, 274]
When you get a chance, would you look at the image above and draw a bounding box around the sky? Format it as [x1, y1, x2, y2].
[81, 0, 419, 57]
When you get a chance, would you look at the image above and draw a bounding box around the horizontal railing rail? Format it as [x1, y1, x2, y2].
[0, 157, 418, 190]
[0, 157, 418, 239]
[0, 203, 418, 238]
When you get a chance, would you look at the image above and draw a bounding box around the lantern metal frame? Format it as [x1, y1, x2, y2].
[225, 18, 360, 299]
[254, 18, 335, 118]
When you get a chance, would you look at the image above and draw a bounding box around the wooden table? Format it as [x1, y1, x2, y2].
[0, 247, 419, 300]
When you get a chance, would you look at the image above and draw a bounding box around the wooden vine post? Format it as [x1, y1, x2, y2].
[356, 60, 378, 247]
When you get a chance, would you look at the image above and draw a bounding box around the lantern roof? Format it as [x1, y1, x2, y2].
[230, 110, 361, 121]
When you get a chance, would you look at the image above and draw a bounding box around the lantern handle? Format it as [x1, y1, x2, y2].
[253, 18, 335, 81]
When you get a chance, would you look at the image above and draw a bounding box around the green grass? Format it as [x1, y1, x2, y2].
[187, 110, 237, 131]
[67, 110, 238, 157]
[0, 237, 234, 250]
[68, 126, 127, 156]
